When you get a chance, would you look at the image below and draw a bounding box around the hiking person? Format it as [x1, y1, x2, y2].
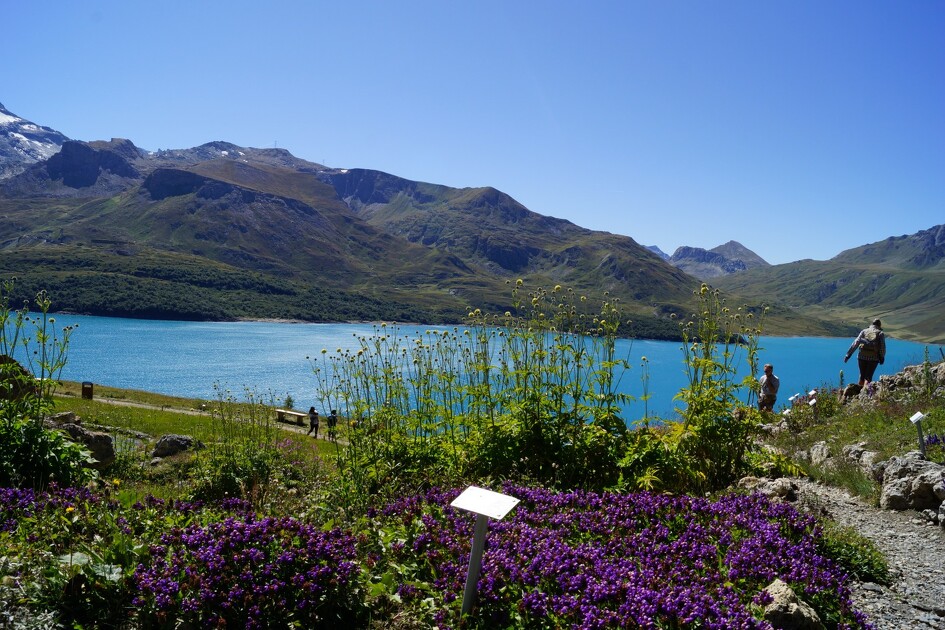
[307, 407, 319, 438]
[327, 409, 338, 440]
[758, 363, 780, 412]
[844, 319, 886, 387]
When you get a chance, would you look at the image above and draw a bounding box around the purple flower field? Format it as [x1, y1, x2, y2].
[0, 483, 872, 629]
[132, 513, 362, 628]
[374, 485, 872, 629]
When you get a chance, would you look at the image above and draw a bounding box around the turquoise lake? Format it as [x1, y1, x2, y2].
[13, 314, 944, 421]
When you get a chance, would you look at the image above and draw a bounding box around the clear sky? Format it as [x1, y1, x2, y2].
[3, 1, 943, 265]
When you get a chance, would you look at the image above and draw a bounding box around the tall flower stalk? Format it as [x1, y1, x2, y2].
[308, 282, 634, 504]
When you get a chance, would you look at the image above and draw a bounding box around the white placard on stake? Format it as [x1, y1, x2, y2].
[452, 486, 521, 616]
[451, 486, 520, 520]
[910, 411, 926, 425]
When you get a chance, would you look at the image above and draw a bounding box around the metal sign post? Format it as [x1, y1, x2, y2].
[910, 412, 927, 456]
[450, 486, 520, 616]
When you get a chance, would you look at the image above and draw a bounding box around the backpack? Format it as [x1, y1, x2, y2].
[859, 327, 883, 360]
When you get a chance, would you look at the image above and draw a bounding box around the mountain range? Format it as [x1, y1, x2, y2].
[1, 103, 941, 342]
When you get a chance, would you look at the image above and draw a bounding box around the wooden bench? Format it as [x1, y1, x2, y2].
[275, 409, 307, 426]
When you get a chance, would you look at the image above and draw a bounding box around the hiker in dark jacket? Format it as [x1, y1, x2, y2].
[307, 407, 319, 438]
[844, 319, 886, 387]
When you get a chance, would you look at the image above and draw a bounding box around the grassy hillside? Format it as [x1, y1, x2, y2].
[715, 259, 945, 343]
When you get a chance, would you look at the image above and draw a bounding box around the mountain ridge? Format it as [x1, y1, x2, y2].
[0, 103, 925, 341]
[714, 225, 945, 343]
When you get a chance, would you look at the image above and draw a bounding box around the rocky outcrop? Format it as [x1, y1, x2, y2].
[46, 140, 140, 188]
[873, 451, 945, 512]
[871, 362, 945, 401]
[44, 411, 116, 470]
[795, 441, 944, 518]
[143, 167, 211, 199]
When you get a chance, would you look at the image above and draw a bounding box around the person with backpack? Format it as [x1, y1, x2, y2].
[844, 319, 886, 387]
[327, 409, 338, 440]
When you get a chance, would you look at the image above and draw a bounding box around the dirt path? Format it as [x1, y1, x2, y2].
[796, 479, 945, 629]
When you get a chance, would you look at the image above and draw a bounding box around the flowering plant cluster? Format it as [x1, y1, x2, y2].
[132, 513, 365, 628]
[0, 484, 365, 628]
[925, 432, 945, 464]
[371, 485, 871, 629]
[0, 481, 874, 629]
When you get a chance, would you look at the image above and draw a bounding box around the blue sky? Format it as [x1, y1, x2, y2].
[4, 1, 943, 265]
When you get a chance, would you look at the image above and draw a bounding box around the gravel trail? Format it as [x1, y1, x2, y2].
[796, 479, 945, 629]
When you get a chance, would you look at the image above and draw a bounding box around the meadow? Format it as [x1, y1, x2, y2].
[2, 280, 942, 629]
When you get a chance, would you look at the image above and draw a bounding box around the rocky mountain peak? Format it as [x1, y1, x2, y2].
[668, 241, 768, 280]
[0, 102, 70, 180]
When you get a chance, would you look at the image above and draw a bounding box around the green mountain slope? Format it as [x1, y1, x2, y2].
[714, 225, 945, 343]
[0, 139, 849, 339]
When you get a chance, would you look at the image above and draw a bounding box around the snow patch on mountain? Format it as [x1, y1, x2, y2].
[0, 102, 70, 179]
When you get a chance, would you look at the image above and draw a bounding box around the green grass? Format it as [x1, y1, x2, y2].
[51, 381, 340, 500]
[764, 381, 945, 502]
[56, 380, 210, 411]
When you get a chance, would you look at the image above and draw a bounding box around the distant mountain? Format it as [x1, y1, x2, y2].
[668, 241, 769, 280]
[832, 225, 945, 271]
[0, 102, 69, 179]
[646, 245, 670, 261]
[714, 225, 945, 343]
[0, 103, 856, 340]
[710, 241, 769, 269]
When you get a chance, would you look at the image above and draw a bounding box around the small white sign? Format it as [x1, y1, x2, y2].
[808, 399, 817, 407]
[910, 411, 926, 424]
[451, 486, 520, 520]
[808, 389, 817, 397]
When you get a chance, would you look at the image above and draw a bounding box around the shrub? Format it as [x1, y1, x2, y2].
[0, 280, 94, 489]
[186, 388, 283, 505]
[817, 521, 891, 586]
[622, 285, 765, 494]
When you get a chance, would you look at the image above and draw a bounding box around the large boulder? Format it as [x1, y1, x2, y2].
[877, 451, 945, 511]
[56, 422, 116, 470]
[152, 434, 203, 458]
[737, 476, 799, 502]
[809, 442, 831, 466]
[44, 411, 115, 469]
[762, 579, 825, 630]
[841, 442, 880, 473]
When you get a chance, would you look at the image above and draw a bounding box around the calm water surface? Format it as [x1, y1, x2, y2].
[19, 314, 943, 421]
